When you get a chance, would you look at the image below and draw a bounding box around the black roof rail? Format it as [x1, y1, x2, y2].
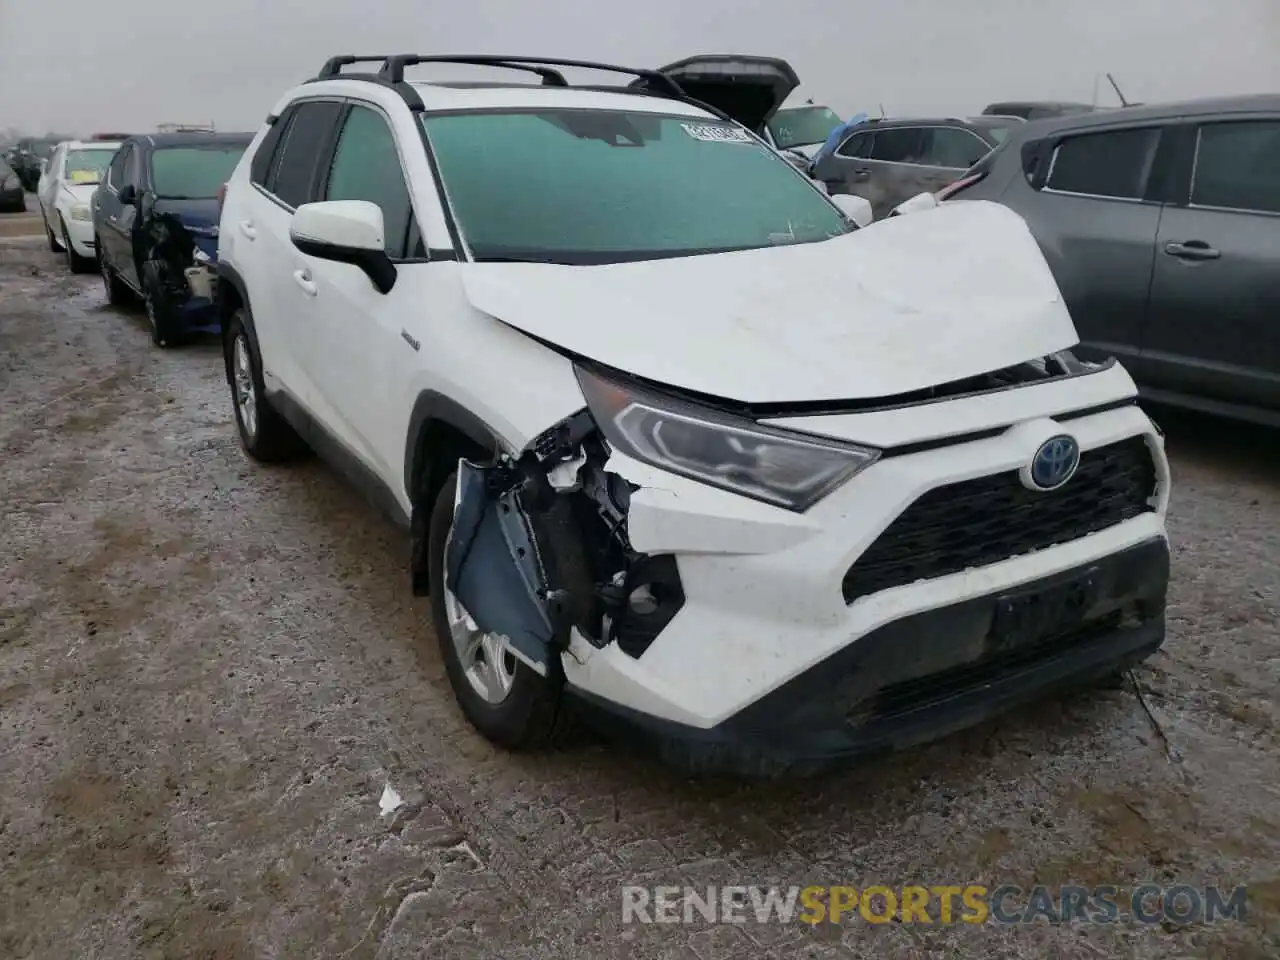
[312, 54, 687, 98]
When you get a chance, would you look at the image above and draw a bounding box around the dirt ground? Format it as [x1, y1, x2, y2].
[1, 238, 1277, 960]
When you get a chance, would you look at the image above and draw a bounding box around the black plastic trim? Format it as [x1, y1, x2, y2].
[403, 390, 505, 500]
[570, 537, 1169, 776]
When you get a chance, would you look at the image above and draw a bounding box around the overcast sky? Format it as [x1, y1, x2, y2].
[3, 0, 1278, 134]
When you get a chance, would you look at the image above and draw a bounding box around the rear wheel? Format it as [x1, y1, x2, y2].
[59, 217, 95, 274]
[224, 307, 306, 462]
[427, 469, 566, 749]
[100, 245, 131, 306]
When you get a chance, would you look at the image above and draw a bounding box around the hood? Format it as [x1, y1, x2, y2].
[635, 55, 800, 134]
[459, 201, 1080, 406]
[791, 142, 822, 159]
[152, 196, 220, 234]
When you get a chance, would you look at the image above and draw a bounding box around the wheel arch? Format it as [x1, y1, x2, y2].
[406, 391, 504, 596]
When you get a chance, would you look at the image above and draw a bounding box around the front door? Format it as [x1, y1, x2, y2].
[1140, 118, 1280, 411]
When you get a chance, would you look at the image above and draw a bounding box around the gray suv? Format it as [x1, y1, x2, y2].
[809, 117, 1000, 220]
[942, 94, 1280, 425]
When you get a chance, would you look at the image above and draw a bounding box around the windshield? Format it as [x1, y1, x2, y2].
[150, 145, 246, 199]
[767, 106, 842, 149]
[64, 149, 116, 185]
[423, 109, 850, 264]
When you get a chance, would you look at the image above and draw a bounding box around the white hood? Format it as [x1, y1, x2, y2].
[459, 200, 1079, 404]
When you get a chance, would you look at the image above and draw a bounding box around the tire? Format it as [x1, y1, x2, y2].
[141, 260, 182, 347]
[60, 217, 95, 274]
[223, 307, 306, 463]
[100, 243, 131, 306]
[427, 469, 566, 749]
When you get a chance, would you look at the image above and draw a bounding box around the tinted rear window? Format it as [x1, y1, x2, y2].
[1046, 127, 1160, 199]
[1191, 120, 1280, 214]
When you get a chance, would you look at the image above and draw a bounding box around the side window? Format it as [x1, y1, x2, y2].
[267, 100, 344, 209]
[835, 132, 872, 159]
[1191, 120, 1280, 214]
[250, 108, 293, 187]
[107, 145, 130, 190]
[922, 127, 992, 169]
[870, 127, 926, 164]
[1045, 127, 1160, 199]
[124, 147, 142, 188]
[323, 104, 416, 258]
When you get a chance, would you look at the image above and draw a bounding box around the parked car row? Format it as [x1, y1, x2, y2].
[202, 52, 1170, 774]
[892, 94, 1280, 426]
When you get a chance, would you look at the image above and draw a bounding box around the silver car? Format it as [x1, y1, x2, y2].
[809, 117, 1001, 220]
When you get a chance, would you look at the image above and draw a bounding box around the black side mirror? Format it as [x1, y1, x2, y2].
[118, 184, 137, 206]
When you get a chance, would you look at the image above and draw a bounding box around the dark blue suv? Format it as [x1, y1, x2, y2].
[93, 132, 251, 347]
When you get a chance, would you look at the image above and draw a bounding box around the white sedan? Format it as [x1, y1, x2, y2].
[36, 140, 121, 273]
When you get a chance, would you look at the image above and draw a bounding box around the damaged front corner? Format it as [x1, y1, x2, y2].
[444, 408, 685, 665]
[444, 459, 558, 672]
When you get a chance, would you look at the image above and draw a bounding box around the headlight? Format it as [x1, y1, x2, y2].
[576, 365, 879, 511]
[70, 203, 92, 221]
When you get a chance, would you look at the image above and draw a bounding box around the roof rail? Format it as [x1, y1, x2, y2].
[311, 54, 687, 100]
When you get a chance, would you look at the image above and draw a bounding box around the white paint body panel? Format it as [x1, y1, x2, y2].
[219, 76, 1171, 735]
[563, 406, 1169, 728]
[460, 201, 1078, 404]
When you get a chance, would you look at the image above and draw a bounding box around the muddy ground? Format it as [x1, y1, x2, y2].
[0, 239, 1277, 959]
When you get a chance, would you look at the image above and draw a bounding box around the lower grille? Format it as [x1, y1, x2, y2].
[842, 435, 1157, 604]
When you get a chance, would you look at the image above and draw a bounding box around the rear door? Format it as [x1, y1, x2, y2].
[1140, 117, 1280, 412]
[97, 143, 136, 283]
[815, 125, 927, 218]
[242, 98, 345, 406]
[1000, 123, 1167, 371]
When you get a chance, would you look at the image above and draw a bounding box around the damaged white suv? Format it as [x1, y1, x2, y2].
[217, 54, 1171, 775]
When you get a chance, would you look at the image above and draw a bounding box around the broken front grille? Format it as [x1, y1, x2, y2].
[841, 436, 1157, 604]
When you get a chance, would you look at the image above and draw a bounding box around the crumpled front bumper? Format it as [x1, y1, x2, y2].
[571, 536, 1168, 776]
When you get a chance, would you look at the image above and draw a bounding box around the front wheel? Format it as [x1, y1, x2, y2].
[427, 469, 566, 749]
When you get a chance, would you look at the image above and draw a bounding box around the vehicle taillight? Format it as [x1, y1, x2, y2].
[936, 173, 984, 202]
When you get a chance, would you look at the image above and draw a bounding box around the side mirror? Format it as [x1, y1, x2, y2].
[117, 184, 137, 206]
[830, 193, 873, 228]
[290, 200, 396, 295]
[889, 192, 939, 218]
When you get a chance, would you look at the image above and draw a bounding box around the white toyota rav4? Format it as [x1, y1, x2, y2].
[216, 54, 1172, 775]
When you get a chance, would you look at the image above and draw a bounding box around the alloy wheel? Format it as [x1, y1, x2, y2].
[232, 334, 258, 441]
[443, 581, 517, 704]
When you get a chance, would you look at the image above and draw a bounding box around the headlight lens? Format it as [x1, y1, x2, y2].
[576, 365, 879, 511]
[70, 203, 92, 221]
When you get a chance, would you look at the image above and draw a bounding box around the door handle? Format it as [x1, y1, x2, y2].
[1164, 240, 1220, 261]
[239, 220, 257, 240]
[852, 168, 871, 182]
[293, 269, 317, 296]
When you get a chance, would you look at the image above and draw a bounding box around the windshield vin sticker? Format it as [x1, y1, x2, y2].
[680, 122, 753, 144]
